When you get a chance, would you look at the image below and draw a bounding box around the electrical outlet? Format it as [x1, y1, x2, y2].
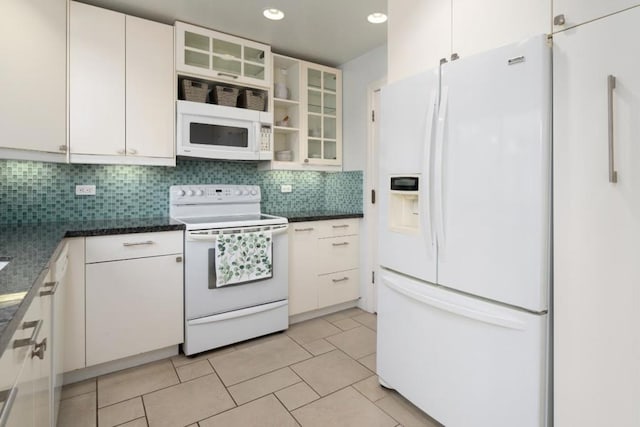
[76, 185, 96, 196]
[280, 184, 293, 193]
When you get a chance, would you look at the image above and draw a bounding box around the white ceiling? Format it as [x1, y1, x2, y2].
[78, 0, 388, 66]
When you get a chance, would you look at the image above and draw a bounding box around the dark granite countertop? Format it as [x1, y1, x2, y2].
[0, 218, 185, 358]
[267, 210, 364, 223]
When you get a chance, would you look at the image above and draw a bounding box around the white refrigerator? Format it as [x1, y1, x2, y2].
[377, 35, 551, 427]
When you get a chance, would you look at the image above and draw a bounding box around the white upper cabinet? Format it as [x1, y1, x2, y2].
[0, 0, 66, 160]
[452, 0, 550, 59]
[552, 0, 640, 31]
[176, 22, 271, 89]
[302, 63, 342, 166]
[388, 0, 551, 82]
[69, 1, 175, 165]
[125, 15, 174, 159]
[70, 1, 125, 157]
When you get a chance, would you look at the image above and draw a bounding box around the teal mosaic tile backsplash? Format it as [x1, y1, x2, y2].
[0, 159, 363, 224]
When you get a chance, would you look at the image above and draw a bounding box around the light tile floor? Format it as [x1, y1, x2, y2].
[58, 308, 442, 427]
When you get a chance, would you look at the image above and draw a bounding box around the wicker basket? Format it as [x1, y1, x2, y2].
[239, 89, 266, 111]
[212, 86, 239, 107]
[182, 79, 209, 103]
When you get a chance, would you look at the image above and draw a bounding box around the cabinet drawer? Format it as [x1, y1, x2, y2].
[318, 269, 359, 308]
[317, 235, 359, 274]
[86, 231, 183, 263]
[316, 219, 359, 238]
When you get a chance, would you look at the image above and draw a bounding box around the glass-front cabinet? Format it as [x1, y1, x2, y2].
[176, 22, 271, 88]
[303, 64, 342, 166]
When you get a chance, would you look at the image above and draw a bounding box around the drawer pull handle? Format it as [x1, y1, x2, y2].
[332, 224, 349, 228]
[0, 387, 18, 426]
[40, 281, 59, 297]
[332, 242, 349, 247]
[13, 319, 43, 349]
[294, 227, 314, 232]
[332, 277, 349, 283]
[32, 338, 47, 360]
[123, 240, 154, 247]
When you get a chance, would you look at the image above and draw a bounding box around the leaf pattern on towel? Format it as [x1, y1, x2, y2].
[216, 231, 272, 286]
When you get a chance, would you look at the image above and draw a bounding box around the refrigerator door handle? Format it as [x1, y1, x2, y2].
[421, 91, 438, 248]
[434, 86, 449, 249]
[383, 275, 526, 330]
[607, 74, 618, 183]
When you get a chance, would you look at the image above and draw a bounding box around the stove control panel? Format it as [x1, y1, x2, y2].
[170, 185, 261, 205]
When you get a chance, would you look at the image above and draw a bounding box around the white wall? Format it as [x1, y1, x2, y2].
[340, 44, 387, 172]
[339, 44, 387, 312]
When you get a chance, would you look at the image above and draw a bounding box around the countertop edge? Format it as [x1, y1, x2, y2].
[275, 213, 364, 223]
[64, 223, 185, 238]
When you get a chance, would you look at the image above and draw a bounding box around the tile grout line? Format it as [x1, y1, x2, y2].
[270, 392, 303, 427]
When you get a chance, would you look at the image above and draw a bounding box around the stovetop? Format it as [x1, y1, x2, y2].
[169, 185, 287, 230]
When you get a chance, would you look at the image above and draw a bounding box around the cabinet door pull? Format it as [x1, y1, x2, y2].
[294, 227, 314, 232]
[332, 242, 349, 247]
[40, 281, 60, 297]
[0, 387, 18, 427]
[553, 14, 566, 25]
[607, 75, 618, 183]
[58, 145, 67, 153]
[31, 338, 47, 360]
[127, 148, 138, 155]
[332, 224, 349, 229]
[218, 72, 239, 79]
[122, 240, 154, 247]
[13, 319, 43, 348]
[332, 277, 349, 283]
[116, 149, 126, 155]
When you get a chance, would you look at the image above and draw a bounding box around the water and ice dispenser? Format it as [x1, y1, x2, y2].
[389, 175, 420, 234]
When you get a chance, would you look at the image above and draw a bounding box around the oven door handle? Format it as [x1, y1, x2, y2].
[187, 224, 289, 241]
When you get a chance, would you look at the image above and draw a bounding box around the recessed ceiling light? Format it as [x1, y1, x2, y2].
[367, 12, 387, 24]
[263, 8, 285, 21]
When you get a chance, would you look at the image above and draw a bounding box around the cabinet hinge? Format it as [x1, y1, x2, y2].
[372, 271, 375, 284]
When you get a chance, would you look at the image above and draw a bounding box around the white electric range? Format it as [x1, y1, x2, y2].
[170, 184, 289, 355]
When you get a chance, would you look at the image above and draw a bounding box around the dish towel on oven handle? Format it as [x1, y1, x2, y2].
[214, 230, 273, 287]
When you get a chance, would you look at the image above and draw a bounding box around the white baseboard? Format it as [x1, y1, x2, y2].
[288, 300, 361, 324]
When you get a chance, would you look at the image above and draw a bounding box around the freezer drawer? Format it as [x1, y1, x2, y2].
[377, 270, 548, 427]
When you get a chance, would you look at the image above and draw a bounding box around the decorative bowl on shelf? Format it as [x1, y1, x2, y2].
[275, 150, 293, 161]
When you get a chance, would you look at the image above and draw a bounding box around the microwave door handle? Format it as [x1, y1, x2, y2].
[254, 122, 261, 154]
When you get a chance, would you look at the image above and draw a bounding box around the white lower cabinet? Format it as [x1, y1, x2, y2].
[84, 232, 184, 367]
[0, 275, 52, 427]
[288, 219, 360, 316]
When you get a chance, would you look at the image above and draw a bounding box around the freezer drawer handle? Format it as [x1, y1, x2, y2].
[607, 75, 618, 183]
[332, 242, 349, 247]
[332, 277, 349, 283]
[383, 277, 526, 330]
[0, 387, 18, 427]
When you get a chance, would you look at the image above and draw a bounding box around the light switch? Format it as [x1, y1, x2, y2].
[280, 184, 293, 193]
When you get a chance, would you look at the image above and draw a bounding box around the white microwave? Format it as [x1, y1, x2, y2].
[177, 100, 273, 161]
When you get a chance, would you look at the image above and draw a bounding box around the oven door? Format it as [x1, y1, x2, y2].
[177, 101, 260, 160]
[184, 224, 289, 320]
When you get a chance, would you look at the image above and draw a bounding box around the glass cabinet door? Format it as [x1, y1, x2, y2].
[178, 23, 270, 87]
[306, 67, 339, 163]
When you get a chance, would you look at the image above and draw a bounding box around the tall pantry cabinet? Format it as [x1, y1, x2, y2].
[553, 6, 640, 427]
